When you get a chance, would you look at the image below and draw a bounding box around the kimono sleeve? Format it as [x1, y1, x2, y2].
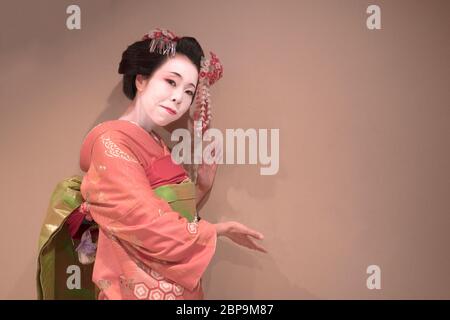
[81, 130, 217, 291]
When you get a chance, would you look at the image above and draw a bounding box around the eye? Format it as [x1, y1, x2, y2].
[185, 90, 194, 96]
[166, 79, 176, 86]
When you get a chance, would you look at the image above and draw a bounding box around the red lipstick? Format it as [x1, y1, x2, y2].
[161, 105, 177, 115]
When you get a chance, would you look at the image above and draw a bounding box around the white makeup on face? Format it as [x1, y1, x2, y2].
[138, 54, 199, 127]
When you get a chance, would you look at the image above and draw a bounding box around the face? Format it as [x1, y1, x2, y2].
[136, 54, 199, 127]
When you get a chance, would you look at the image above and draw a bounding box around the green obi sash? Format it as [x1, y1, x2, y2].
[36, 175, 198, 300]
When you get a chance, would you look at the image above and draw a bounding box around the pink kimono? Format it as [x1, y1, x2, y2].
[79, 120, 217, 300]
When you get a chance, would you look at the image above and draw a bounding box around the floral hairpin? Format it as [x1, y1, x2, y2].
[194, 51, 224, 136]
[142, 28, 179, 57]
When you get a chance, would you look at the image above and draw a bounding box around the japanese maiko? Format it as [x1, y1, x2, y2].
[37, 28, 266, 300]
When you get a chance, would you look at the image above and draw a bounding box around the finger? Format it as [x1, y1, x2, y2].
[233, 223, 263, 239]
[216, 142, 223, 154]
[246, 237, 268, 253]
[254, 245, 268, 253]
[246, 229, 264, 240]
[213, 148, 222, 163]
[212, 141, 223, 162]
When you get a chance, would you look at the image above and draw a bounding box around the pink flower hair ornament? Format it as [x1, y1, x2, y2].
[193, 51, 224, 136]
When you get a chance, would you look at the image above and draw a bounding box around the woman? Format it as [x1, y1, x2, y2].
[37, 28, 266, 300]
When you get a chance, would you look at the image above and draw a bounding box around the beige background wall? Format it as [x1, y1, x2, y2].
[1, 0, 449, 299]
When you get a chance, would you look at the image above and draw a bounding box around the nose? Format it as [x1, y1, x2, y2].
[171, 90, 183, 106]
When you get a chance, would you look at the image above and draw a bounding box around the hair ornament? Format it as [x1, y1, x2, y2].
[194, 51, 224, 136]
[142, 28, 179, 57]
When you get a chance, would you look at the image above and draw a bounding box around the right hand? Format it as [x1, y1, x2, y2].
[215, 221, 267, 253]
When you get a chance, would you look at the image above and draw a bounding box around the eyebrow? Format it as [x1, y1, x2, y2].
[169, 72, 196, 89]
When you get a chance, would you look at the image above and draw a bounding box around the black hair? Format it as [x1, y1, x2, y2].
[118, 37, 204, 100]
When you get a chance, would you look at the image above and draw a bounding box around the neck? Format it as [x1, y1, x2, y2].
[119, 97, 156, 133]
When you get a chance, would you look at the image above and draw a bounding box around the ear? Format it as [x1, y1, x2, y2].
[135, 74, 149, 93]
